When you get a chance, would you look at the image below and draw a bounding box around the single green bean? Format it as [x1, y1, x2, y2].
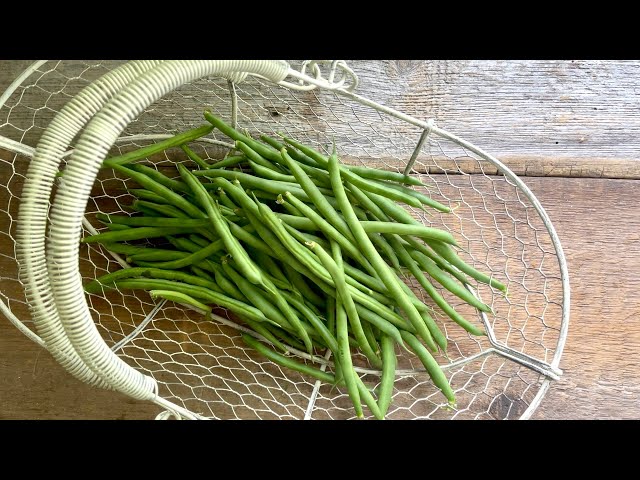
[335, 300, 363, 418]
[96, 213, 211, 229]
[378, 334, 396, 417]
[132, 200, 189, 219]
[240, 316, 289, 353]
[181, 144, 211, 169]
[204, 112, 283, 163]
[241, 334, 335, 383]
[400, 331, 455, 405]
[127, 163, 190, 194]
[109, 278, 268, 324]
[103, 124, 214, 167]
[207, 155, 247, 170]
[360, 221, 458, 246]
[346, 166, 427, 187]
[127, 189, 172, 204]
[84, 267, 223, 295]
[150, 289, 212, 312]
[81, 225, 199, 244]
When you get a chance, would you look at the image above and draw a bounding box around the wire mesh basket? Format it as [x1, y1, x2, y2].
[0, 60, 569, 420]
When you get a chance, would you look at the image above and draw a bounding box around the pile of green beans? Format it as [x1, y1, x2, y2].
[86, 112, 507, 419]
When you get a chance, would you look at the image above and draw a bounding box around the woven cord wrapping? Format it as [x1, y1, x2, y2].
[18, 60, 290, 401]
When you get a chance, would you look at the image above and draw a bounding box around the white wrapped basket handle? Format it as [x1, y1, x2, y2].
[17, 60, 292, 418]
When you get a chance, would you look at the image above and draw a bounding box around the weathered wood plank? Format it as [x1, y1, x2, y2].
[1, 175, 638, 419]
[1, 60, 640, 178]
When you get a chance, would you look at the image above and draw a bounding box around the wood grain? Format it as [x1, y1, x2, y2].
[2, 61, 640, 178]
[1, 176, 639, 419]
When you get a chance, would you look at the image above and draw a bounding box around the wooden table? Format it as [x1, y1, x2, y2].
[1, 60, 639, 419]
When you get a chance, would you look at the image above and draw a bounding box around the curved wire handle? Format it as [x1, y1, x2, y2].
[276, 60, 359, 92]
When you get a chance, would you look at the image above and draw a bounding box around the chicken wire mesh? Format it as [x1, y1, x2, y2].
[0, 60, 568, 419]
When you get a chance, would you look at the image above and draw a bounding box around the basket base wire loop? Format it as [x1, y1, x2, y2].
[40, 61, 290, 401]
[16, 60, 164, 391]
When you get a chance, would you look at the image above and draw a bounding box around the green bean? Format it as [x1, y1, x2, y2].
[204, 112, 283, 164]
[241, 334, 335, 383]
[384, 232, 456, 347]
[280, 198, 304, 217]
[366, 189, 421, 225]
[196, 169, 331, 205]
[346, 166, 427, 187]
[355, 304, 410, 342]
[212, 263, 247, 302]
[281, 135, 436, 209]
[261, 135, 322, 168]
[178, 163, 263, 285]
[362, 321, 380, 355]
[99, 243, 168, 257]
[400, 331, 455, 405]
[96, 213, 211, 229]
[238, 258, 313, 353]
[236, 141, 288, 174]
[310, 240, 381, 368]
[279, 148, 354, 242]
[378, 334, 396, 416]
[284, 224, 330, 251]
[220, 260, 292, 328]
[262, 323, 307, 352]
[150, 289, 212, 312]
[108, 277, 268, 323]
[105, 223, 131, 231]
[281, 263, 325, 309]
[112, 163, 205, 218]
[134, 238, 225, 270]
[328, 150, 437, 350]
[132, 200, 189, 219]
[326, 297, 336, 337]
[180, 144, 211, 169]
[335, 300, 363, 418]
[367, 232, 402, 271]
[84, 267, 223, 294]
[276, 212, 317, 231]
[280, 290, 338, 353]
[81, 225, 199, 244]
[411, 251, 492, 312]
[103, 124, 214, 167]
[283, 192, 379, 280]
[127, 163, 191, 194]
[190, 265, 215, 282]
[127, 189, 172, 204]
[216, 188, 238, 211]
[127, 248, 189, 263]
[360, 221, 458, 246]
[354, 375, 384, 420]
[251, 249, 289, 285]
[405, 240, 470, 285]
[207, 155, 247, 170]
[427, 241, 507, 293]
[240, 316, 289, 353]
